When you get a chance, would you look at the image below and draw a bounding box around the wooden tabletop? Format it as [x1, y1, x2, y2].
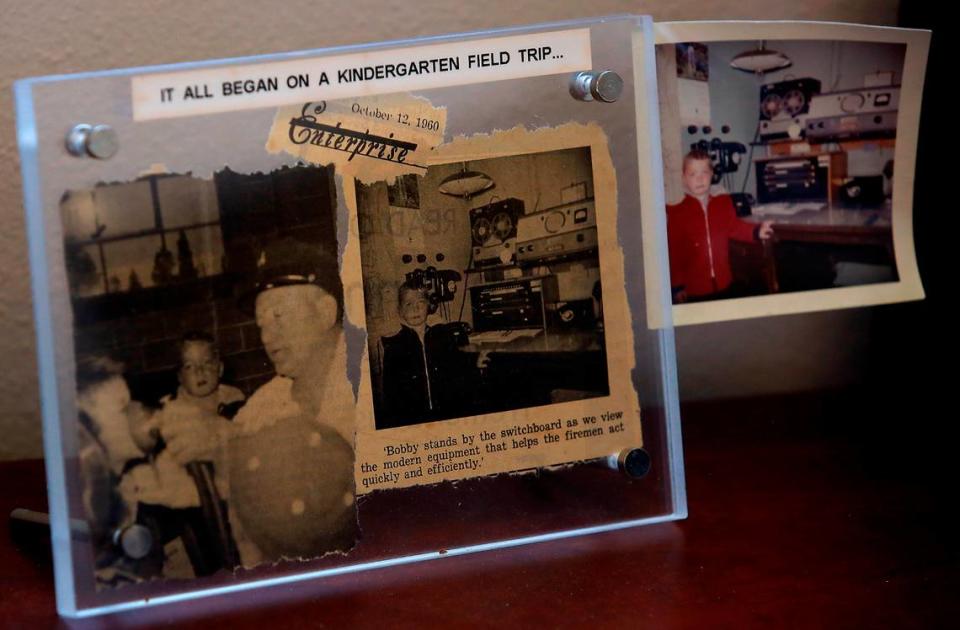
[2, 390, 956, 628]
[744, 205, 892, 229]
[461, 329, 602, 354]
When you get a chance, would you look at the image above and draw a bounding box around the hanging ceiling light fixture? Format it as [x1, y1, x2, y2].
[729, 40, 792, 75]
[438, 163, 495, 199]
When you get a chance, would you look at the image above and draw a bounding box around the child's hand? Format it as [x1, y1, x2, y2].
[476, 350, 492, 371]
[157, 400, 228, 464]
[758, 220, 774, 240]
[162, 413, 230, 465]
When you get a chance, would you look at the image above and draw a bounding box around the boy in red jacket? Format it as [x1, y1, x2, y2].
[667, 149, 773, 302]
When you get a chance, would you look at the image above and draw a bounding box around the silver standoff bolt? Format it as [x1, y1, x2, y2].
[569, 70, 624, 103]
[113, 523, 153, 559]
[65, 123, 119, 159]
[606, 447, 651, 479]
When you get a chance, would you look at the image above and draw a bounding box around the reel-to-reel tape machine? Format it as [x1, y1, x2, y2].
[470, 198, 524, 267]
[758, 78, 821, 142]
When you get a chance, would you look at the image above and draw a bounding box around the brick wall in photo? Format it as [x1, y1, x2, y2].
[72, 275, 273, 406]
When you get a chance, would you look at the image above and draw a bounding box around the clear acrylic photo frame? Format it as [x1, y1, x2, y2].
[14, 15, 685, 617]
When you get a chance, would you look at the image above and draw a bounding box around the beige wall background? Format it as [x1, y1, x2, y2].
[0, 0, 899, 460]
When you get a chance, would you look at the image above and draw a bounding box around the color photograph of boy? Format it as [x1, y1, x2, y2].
[655, 35, 917, 320]
[667, 149, 773, 303]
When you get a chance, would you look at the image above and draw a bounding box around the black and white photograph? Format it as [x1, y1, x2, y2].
[654, 22, 927, 325]
[356, 147, 610, 430]
[63, 164, 357, 585]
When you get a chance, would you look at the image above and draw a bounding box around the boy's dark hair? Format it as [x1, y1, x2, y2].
[397, 280, 428, 308]
[76, 356, 125, 394]
[682, 149, 714, 172]
[178, 331, 219, 364]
